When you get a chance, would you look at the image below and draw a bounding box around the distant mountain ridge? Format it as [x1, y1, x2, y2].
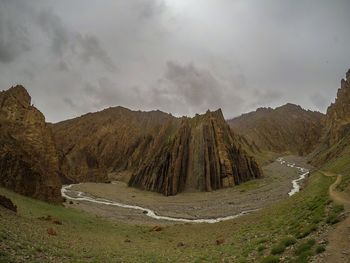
[228, 103, 325, 155]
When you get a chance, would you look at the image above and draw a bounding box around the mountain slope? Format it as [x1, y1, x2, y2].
[228, 103, 325, 155]
[0, 86, 62, 203]
[52, 107, 173, 183]
[311, 69, 350, 188]
[129, 109, 262, 195]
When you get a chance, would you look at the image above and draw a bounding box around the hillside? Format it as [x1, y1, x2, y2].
[0, 86, 62, 203]
[311, 69, 350, 189]
[52, 107, 173, 183]
[228, 103, 325, 156]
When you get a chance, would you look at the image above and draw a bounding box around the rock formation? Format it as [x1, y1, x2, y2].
[228, 104, 325, 156]
[52, 107, 174, 183]
[0, 86, 62, 202]
[129, 109, 262, 195]
[311, 69, 350, 165]
[53, 107, 262, 195]
[324, 69, 350, 145]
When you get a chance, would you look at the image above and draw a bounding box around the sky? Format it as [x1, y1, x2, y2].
[0, 0, 350, 122]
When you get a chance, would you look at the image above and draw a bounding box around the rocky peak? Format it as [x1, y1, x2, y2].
[325, 69, 350, 144]
[0, 85, 62, 203]
[129, 109, 262, 195]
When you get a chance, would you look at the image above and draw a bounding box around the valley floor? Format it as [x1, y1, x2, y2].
[65, 156, 312, 225]
[0, 156, 346, 262]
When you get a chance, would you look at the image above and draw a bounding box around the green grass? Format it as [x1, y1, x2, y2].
[319, 135, 350, 191]
[271, 244, 286, 255]
[326, 203, 345, 225]
[260, 255, 280, 263]
[0, 171, 335, 262]
[315, 245, 326, 254]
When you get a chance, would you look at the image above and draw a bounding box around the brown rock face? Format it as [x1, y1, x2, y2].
[228, 104, 325, 155]
[129, 110, 262, 195]
[52, 107, 174, 183]
[311, 69, 350, 165]
[324, 69, 350, 145]
[0, 86, 62, 203]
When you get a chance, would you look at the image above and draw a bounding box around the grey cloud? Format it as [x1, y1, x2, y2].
[133, 0, 166, 19]
[0, 1, 31, 63]
[76, 34, 116, 72]
[37, 8, 70, 57]
[1, 0, 350, 122]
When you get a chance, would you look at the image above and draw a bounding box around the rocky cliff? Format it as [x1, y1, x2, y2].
[228, 104, 325, 156]
[324, 69, 350, 145]
[311, 69, 350, 165]
[52, 107, 174, 183]
[129, 109, 262, 195]
[0, 86, 62, 202]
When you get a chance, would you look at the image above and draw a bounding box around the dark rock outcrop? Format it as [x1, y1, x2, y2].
[0, 86, 62, 203]
[0, 195, 17, 212]
[228, 104, 325, 155]
[129, 109, 262, 195]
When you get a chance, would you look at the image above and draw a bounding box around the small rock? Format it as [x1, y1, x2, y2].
[216, 239, 225, 245]
[177, 242, 185, 247]
[142, 211, 148, 214]
[124, 239, 131, 243]
[150, 226, 163, 232]
[47, 228, 57, 236]
[0, 195, 17, 212]
[69, 201, 73, 205]
[52, 219, 62, 225]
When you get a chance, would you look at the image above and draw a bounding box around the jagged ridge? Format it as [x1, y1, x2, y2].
[129, 109, 262, 195]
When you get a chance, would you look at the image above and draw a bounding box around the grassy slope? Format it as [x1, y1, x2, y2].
[0, 171, 342, 263]
[316, 135, 350, 191]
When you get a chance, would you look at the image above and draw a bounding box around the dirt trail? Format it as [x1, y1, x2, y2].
[320, 171, 350, 263]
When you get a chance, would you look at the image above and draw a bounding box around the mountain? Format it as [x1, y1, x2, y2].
[228, 103, 325, 156]
[0, 86, 62, 203]
[311, 69, 350, 167]
[129, 109, 262, 195]
[53, 108, 262, 195]
[324, 69, 350, 145]
[52, 107, 173, 183]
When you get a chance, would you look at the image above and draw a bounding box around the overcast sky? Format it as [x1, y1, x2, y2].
[1, 0, 350, 122]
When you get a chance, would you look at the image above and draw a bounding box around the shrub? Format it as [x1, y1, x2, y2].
[260, 255, 280, 263]
[281, 236, 296, 247]
[315, 245, 326, 254]
[296, 224, 317, 238]
[258, 245, 266, 252]
[294, 239, 315, 256]
[271, 244, 286, 255]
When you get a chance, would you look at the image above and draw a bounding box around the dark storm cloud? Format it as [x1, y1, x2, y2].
[0, 0, 349, 122]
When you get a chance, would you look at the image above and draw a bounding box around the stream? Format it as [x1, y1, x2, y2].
[61, 157, 309, 224]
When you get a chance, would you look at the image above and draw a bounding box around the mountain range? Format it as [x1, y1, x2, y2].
[1, 69, 349, 202]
